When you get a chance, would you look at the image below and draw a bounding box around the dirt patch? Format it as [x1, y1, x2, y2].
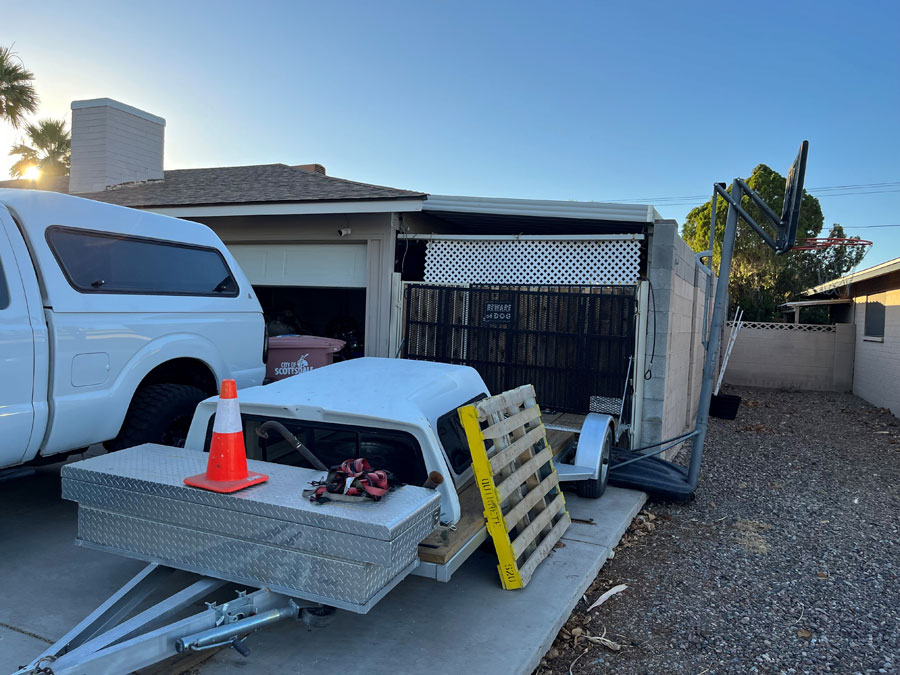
[733, 519, 771, 553]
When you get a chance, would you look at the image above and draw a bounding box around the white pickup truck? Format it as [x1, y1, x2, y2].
[0, 189, 266, 470]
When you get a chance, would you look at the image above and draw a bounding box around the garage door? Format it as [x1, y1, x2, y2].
[228, 244, 367, 288]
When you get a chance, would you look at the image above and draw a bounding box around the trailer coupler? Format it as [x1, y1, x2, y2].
[175, 600, 299, 655]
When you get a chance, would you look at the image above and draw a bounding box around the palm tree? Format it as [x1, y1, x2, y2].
[9, 118, 70, 178]
[0, 46, 38, 128]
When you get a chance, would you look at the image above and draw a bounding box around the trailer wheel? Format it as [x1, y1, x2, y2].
[106, 384, 207, 451]
[575, 427, 612, 499]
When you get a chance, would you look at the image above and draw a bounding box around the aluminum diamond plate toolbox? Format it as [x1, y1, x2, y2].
[62, 444, 441, 613]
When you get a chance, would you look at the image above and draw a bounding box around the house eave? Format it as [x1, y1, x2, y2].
[801, 256, 900, 296]
[423, 194, 661, 223]
[145, 198, 426, 218]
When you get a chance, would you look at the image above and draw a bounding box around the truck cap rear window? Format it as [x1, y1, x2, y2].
[46, 226, 239, 297]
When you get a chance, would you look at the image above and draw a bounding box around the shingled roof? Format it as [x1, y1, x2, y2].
[0, 164, 424, 208]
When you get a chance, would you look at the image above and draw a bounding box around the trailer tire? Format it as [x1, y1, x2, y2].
[575, 427, 612, 499]
[106, 384, 207, 451]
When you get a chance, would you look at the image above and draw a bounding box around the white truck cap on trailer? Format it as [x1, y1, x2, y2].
[186, 357, 491, 525]
[219, 357, 487, 428]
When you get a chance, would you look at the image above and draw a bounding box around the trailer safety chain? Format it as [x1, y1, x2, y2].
[30, 655, 56, 675]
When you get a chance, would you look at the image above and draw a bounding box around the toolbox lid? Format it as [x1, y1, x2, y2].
[62, 444, 441, 542]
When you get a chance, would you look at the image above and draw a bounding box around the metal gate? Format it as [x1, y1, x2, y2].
[402, 284, 636, 414]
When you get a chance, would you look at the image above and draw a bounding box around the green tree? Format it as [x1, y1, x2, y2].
[0, 46, 38, 128]
[681, 164, 824, 320]
[9, 118, 71, 178]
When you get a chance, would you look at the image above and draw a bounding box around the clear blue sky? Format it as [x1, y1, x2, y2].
[3, 0, 898, 266]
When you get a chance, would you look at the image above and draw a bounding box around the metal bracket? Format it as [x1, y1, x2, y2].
[207, 590, 256, 627]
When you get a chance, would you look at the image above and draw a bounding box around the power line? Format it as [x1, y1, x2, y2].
[841, 223, 900, 229]
[603, 180, 900, 205]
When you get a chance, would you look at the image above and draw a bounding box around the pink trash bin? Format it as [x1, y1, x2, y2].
[266, 335, 346, 381]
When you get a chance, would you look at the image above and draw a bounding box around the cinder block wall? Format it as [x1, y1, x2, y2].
[722, 324, 854, 391]
[853, 292, 900, 415]
[643, 221, 711, 450]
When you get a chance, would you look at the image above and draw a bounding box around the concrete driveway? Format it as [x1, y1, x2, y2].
[1, 456, 645, 675]
[0, 460, 146, 672]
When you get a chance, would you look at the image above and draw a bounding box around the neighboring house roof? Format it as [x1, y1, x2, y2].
[802, 256, 900, 297]
[0, 164, 424, 208]
[0, 175, 70, 193]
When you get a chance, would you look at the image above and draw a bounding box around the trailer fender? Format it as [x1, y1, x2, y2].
[572, 413, 615, 481]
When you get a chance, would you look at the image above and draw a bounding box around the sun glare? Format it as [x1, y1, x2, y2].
[23, 165, 41, 181]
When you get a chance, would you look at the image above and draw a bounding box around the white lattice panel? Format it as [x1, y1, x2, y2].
[424, 239, 640, 286]
[730, 321, 835, 333]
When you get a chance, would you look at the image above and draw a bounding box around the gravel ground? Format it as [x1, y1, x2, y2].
[539, 386, 899, 674]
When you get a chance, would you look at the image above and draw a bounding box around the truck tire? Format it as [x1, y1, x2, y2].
[106, 384, 207, 451]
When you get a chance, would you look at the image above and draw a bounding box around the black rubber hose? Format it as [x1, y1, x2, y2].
[255, 421, 328, 471]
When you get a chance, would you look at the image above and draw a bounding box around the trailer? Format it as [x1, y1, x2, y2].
[15, 358, 615, 675]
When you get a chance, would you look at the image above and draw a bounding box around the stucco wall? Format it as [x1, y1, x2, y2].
[852, 290, 900, 415]
[642, 220, 711, 449]
[722, 323, 855, 391]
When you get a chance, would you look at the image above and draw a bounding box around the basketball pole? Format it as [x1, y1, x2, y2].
[608, 141, 807, 499]
[688, 179, 742, 487]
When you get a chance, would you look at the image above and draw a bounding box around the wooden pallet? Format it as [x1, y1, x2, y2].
[459, 385, 571, 589]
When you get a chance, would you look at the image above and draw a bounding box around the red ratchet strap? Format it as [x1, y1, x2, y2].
[306, 458, 394, 503]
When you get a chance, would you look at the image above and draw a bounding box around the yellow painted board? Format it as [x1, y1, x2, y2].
[459, 404, 523, 590]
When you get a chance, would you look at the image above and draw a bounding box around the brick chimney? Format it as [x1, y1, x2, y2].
[69, 98, 165, 194]
[294, 163, 326, 175]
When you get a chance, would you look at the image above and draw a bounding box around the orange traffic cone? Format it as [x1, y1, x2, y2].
[184, 379, 268, 493]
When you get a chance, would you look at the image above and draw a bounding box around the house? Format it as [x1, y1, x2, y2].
[1, 98, 713, 450]
[720, 255, 900, 416]
[800, 256, 900, 415]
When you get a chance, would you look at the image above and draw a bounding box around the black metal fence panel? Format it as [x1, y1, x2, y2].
[403, 284, 636, 415]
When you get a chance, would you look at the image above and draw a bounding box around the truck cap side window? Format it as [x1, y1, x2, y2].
[0, 257, 9, 309]
[46, 226, 239, 297]
[436, 393, 487, 475]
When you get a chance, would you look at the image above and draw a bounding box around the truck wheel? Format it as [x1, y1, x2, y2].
[575, 427, 612, 499]
[106, 384, 207, 451]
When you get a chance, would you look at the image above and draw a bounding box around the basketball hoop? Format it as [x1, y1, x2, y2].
[792, 237, 872, 251]
[792, 236, 872, 289]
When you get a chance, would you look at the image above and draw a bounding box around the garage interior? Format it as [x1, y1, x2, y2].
[226, 242, 372, 359]
[255, 285, 366, 358]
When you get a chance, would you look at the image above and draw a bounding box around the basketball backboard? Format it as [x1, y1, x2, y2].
[776, 140, 809, 253]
